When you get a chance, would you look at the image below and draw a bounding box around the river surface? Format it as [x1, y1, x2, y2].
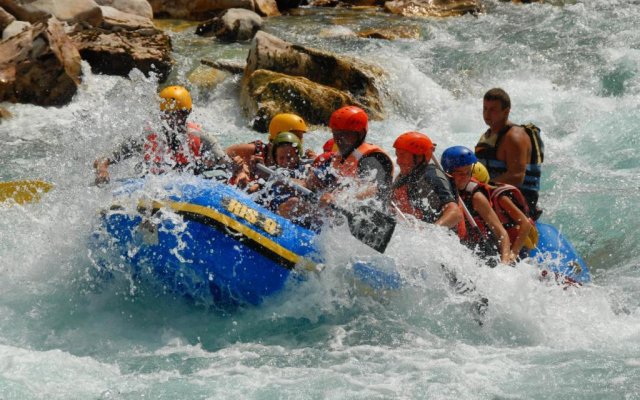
[1, 1, 640, 398]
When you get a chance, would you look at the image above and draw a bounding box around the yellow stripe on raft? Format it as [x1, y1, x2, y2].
[150, 200, 313, 269]
[0, 180, 53, 204]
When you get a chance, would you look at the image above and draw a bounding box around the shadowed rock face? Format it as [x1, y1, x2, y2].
[147, 0, 257, 20]
[241, 31, 385, 130]
[68, 24, 172, 82]
[0, 17, 81, 106]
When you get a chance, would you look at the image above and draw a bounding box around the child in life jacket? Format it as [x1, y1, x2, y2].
[441, 146, 535, 265]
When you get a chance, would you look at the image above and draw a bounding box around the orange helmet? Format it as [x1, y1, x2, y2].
[329, 106, 368, 133]
[393, 131, 435, 160]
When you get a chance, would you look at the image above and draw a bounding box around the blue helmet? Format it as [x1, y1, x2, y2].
[441, 146, 477, 173]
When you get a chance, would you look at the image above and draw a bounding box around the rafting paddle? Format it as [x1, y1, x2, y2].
[0, 180, 53, 205]
[256, 163, 396, 253]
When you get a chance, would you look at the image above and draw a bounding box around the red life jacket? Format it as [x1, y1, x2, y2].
[331, 142, 393, 179]
[143, 122, 202, 174]
[459, 179, 533, 245]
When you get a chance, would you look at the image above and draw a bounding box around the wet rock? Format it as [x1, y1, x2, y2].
[68, 24, 172, 81]
[201, 58, 245, 74]
[0, 17, 81, 106]
[187, 64, 228, 89]
[357, 25, 420, 40]
[148, 0, 255, 20]
[195, 8, 262, 42]
[243, 31, 385, 122]
[241, 69, 361, 132]
[95, 0, 153, 19]
[0, 0, 51, 23]
[318, 25, 356, 38]
[253, 0, 279, 16]
[0, 6, 15, 32]
[383, 0, 482, 17]
[2, 19, 30, 40]
[30, 0, 104, 26]
[0, 106, 12, 119]
[99, 5, 154, 30]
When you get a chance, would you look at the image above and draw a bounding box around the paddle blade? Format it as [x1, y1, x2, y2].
[0, 180, 53, 204]
[345, 206, 396, 253]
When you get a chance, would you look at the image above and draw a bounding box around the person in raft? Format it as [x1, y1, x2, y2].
[307, 106, 394, 207]
[441, 146, 536, 264]
[475, 88, 544, 219]
[225, 113, 311, 188]
[93, 86, 229, 185]
[388, 131, 463, 231]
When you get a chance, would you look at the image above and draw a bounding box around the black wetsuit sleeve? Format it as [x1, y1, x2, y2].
[109, 138, 144, 164]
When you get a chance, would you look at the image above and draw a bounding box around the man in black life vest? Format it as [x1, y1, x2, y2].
[475, 88, 544, 219]
[93, 86, 228, 185]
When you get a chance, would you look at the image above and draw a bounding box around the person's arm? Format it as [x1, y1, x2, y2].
[498, 195, 532, 255]
[225, 143, 257, 187]
[434, 201, 462, 229]
[494, 126, 530, 186]
[93, 138, 144, 185]
[199, 134, 229, 166]
[423, 166, 462, 228]
[471, 192, 514, 264]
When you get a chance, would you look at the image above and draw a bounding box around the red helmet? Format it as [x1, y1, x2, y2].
[393, 131, 435, 160]
[329, 106, 368, 133]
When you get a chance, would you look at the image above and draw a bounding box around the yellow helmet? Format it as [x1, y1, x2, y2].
[472, 162, 490, 184]
[159, 85, 192, 112]
[268, 113, 308, 142]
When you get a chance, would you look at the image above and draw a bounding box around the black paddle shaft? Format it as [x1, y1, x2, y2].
[255, 164, 396, 253]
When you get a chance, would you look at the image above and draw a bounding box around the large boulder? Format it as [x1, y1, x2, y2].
[195, 8, 262, 42]
[68, 24, 172, 81]
[148, 0, 255, 20]
[2, 19, 30, 40]
[243, 31, 385, 121]
[0, 17, 81, 106]
[253, 0, 279, 16]
[29, 0, 103, 26]
[242, 69, 361, 132]
[99, 5, 154, 30]
[94, 0, 153, 19]
[383, 0, 482, 17]
[0, 0, 50, 23]
[0, 6, 15, 32]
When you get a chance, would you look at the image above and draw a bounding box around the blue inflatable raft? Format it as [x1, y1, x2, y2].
[528, 222, 591, 284]
[94, 176, 400, 306]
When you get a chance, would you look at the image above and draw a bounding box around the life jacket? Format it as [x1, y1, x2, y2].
[457, 180, 492, 243]
[475, 123, 544, 195]
[331, 142, 393, 180]
[143, 122, 202, 174]
[460, 180, 535, 248]
[391, 164, 466, 237]
[251, 139, 270, 160]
